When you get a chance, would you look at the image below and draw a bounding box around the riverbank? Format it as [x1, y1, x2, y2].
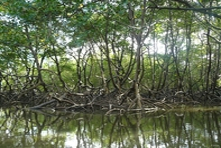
[1, 88, 221, 114]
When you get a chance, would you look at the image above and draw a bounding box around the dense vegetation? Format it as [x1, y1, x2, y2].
[0, 0, 221, 112]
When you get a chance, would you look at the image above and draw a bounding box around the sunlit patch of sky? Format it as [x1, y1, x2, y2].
[0, 11, 22, 29]
[25, 0, 34, 2]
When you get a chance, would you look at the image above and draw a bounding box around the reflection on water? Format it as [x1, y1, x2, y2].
[0, 107, 221, 148]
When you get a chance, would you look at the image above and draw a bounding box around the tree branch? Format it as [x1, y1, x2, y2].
[147, 6, 221, 19]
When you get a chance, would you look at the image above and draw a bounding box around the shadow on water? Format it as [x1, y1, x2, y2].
[0, 107, 221, 148]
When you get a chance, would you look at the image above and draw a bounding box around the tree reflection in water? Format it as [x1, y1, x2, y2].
[0, 107, 221, 148]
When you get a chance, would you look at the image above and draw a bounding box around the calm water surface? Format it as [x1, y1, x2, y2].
[0, 106, 221, 148]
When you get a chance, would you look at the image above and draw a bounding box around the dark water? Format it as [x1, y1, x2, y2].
[0, 107, 221, 148]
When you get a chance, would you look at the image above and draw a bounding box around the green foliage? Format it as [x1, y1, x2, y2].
[0, 0, 221, 96]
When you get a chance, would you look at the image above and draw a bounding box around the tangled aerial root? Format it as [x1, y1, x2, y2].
[1, 88, 221, 115]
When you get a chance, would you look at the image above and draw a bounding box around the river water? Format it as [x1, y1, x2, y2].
[0, 106, 220, 148]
